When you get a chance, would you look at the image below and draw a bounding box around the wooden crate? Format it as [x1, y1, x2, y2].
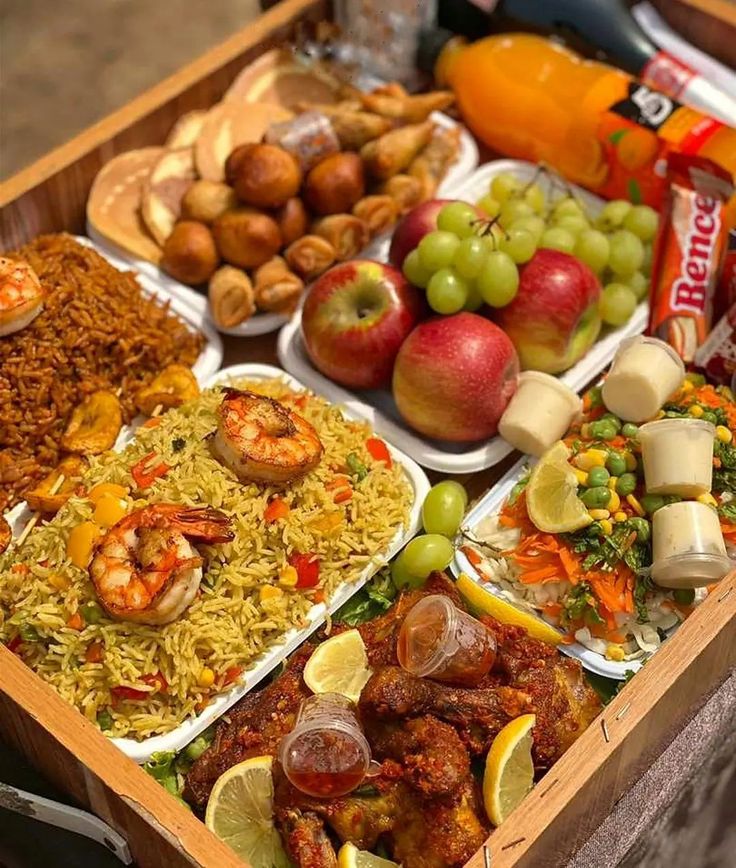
[2, 1, 736, 865]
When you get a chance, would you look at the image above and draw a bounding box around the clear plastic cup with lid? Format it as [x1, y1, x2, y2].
[498, 371, 583, 457]
[601, 336, 685, 423]
[279, 693, 371, 798]
[397, 594, 496, 687]
[651, 501, 732, 589]
[638, 418, 715, 496]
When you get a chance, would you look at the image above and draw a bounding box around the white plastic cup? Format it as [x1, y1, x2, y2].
[279, 693, 371, 797]
[601, 336, 685, 423]
[651, 501, 731, 588]
[638, 418, 715, 497]
[397, 594, 496, 686]
[498, 371, 583, 457]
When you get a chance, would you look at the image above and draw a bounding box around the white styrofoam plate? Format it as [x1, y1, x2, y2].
[450, 457, 677, 680]
[87, 112, 478, 338]
[4, 364, 429, 764]
[76, 236, 223, 383]
[278, 159, 649, 473]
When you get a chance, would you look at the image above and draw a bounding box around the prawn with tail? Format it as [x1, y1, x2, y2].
[89, 504, 233, 625]
[0, 257, 44, 336]
[210, 387, 324, 484]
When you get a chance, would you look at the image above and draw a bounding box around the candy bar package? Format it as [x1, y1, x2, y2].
[647, 153, 734, 362]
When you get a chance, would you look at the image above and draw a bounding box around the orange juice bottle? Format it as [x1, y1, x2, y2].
[432, 33, 736, 209]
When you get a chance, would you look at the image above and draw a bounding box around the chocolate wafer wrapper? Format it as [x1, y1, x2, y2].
[694, 302, 736, 386]
[647, 153, 734, 362]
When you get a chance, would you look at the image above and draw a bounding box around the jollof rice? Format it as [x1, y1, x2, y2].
[0, 234, 204, 510]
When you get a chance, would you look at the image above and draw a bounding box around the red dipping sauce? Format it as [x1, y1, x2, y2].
[397, 594, 496, 686]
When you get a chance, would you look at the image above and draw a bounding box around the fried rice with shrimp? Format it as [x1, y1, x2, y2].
[0, 378, 412, 740]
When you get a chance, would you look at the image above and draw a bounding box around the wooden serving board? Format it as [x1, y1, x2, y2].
[2, 1, 736, 866]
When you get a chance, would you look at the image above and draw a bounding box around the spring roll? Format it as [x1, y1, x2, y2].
[360, 121, 434, 180]
[284, 235, 337, 280]
[352, 196, 399, 236]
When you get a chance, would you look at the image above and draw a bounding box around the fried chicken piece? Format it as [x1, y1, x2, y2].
[274, 763, 487, 868]
[365, 715, 470, 798]
[391, 779, 487, 868]
[277, 807, 339, 868]
[481, 616, 602, 769]
[184, 644, 313, 809]
[359, 666, 532, 756]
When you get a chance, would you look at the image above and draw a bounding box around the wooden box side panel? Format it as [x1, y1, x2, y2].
[467, 572, 736, 867]
[0, 646, 243, 868]
[0, 0, 328, 250]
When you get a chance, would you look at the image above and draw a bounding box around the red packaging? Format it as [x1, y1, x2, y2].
[647, 153, 734, 362]
[713, 229, 736, 323]
[694, 303, 736, 387]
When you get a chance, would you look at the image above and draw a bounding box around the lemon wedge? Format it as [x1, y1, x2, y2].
[338, 842, 399, 868]
[205, 756, 289, 868]
[455, 573, 562, 645]
[303, 628, 372, 703]
[525, 441, 592, 533]
[483, 713, 536, 826]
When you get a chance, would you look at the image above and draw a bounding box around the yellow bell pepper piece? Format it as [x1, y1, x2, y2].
[67, 522, 100, 569]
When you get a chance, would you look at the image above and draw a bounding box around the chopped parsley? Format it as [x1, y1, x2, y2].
[714, 438, 736, 495]
[561, 582, 605, 627]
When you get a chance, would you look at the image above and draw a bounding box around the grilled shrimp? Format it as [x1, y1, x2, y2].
[210, 388, 323, 484]
[0, 257, 44, 336]
[89, 504, 233, 625]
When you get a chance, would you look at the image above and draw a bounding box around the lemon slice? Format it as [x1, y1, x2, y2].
[525, 441, 592, 533]
[303, 628, 372, 703]
[483, 713, 537, 826]
[205, 756, 289, 868]
[338, 842, 399, 868]
[455, 573, 562, 645]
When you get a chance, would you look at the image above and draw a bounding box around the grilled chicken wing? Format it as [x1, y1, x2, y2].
[359, 666, 533, 756]
[184, 644, 312, 809]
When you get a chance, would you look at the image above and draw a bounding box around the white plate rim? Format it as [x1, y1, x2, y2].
[4, 363, 430, 764]
[277, 158, 649, 473]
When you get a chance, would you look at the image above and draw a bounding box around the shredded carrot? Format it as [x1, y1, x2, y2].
[333, 488, 353, 504]
[720, 520, 736, 543]
[543, 602, 562, 618]
[324, 476, 351, 491]
[67, 612, 84, 631]
[312, 589, 326, 603]
[264, 497, 290, 523]
[85, 642, 104, 663]
[560, 633, 576, 645]
[461, 546, 482, 567]
[518, 564, 561, 584]
[11, 564, 29, 575]
[142, 417, 162, 429]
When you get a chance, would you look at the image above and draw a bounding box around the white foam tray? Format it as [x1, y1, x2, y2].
[87, 112, 478, 338]
[76, 236, 223, 383]
[451, 457, 670, 680]
[4, 364, 429, 764]
[278, 159, 649, 473]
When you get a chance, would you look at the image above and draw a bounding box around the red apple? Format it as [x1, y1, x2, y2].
[302, 259, 424, 390]
[388, 199, 454, 268]
[392, 312, 519, 442]
[494, 249, 602, 374]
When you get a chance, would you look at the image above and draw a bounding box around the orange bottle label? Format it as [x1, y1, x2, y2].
[591, 83, 725, 207]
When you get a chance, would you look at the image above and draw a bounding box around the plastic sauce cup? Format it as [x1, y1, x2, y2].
[498, 371, 583, 457]
[397, 594, 496, 686]
[601, 336, 685, 423]
[651, 501, 732, 589]
[637, 418, 715, 497]
[279, 693, 371, 798]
